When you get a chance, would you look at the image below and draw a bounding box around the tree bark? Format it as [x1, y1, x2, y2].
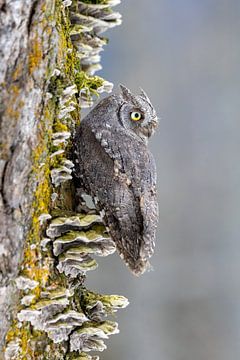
[0, 0, 59, 349]
[0, 1, 126, 359]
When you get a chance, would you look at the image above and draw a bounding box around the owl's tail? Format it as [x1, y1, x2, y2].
[103, 201, 156, 276]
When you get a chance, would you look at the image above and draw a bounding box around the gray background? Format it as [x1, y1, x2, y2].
[87, 1, 240, 359]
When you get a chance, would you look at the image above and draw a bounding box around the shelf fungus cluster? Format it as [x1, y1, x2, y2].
[17, 283, 128, 356]
[46, 214, 116, 276]
[69, 0, 121, 76]
[50, 83, 77, 187]
[12, 212, 128, 358]
[15, 214, 128, 357]
[66, 0, 121, 108]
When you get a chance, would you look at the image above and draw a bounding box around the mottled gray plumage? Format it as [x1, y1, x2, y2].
[73, 85, 159, 275]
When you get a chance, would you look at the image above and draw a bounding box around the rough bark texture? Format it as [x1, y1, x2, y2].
[0, 0, 58, 349]
[0, 1, 125, 359]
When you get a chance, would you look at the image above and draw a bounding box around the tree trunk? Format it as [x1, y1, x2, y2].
[0, 0, 59, 350]
[0, 1, 126, 359]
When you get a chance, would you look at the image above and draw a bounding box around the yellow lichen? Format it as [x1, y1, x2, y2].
[53, 122, 69, 132]
[5, 321, 46, 359]
[28, 37, 43, 74]
[12, 62, 24, 81]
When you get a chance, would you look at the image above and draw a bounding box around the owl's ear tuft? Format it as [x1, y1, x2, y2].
[119, 84, 133, 101]
[140, 88, 151, 104]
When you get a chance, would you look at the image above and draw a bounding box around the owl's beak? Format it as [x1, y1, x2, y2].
[146, 116, 158, 138]
[139, 118, 158, 141]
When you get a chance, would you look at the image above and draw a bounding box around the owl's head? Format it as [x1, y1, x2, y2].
[118, 85, 158, 142]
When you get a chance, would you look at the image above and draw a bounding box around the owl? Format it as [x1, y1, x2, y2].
[73, 85, 159, 275]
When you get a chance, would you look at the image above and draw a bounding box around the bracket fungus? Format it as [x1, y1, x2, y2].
[16, 209, 128, 356]
[17, 282, 128, 354]
[70, 320, 119, 353]
[47, 214, 116, 277]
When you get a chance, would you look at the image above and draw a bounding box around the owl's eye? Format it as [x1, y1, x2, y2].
[130, 111, 142, 121]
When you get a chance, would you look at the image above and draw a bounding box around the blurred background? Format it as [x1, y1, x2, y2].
[86, 1, 240, 359]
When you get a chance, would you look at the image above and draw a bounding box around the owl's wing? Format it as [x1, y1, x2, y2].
[75, 121, 158, 275]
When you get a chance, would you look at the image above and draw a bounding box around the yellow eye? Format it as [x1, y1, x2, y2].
[130, 111, 142, 121]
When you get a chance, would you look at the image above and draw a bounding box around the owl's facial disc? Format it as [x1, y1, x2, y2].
[118, 103, 157, 143]
[118, 85, 158, 142]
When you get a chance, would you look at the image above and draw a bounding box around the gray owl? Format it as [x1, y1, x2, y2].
[73, 85, 159, 275]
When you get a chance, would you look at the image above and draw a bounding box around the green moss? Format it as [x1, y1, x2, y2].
[80, 288, 128, 316]
[75, 71, 103, 93]
[55, 2, 81, 79]
[79, 0, 109, 4]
